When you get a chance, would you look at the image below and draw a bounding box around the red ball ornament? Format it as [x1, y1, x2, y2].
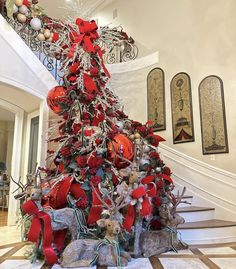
[47, 86, 67, 114]
[107, 134, 134, 169]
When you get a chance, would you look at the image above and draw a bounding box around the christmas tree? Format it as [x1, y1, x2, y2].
[4, 0, 186, 266]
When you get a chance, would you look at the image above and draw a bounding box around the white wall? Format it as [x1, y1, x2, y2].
[94, 0, 236, 173]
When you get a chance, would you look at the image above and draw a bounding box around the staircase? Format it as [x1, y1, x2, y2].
[177, 195, 236, 245]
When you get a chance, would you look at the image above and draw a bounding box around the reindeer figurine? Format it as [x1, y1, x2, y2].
[28, 187, 79, 240]
[139, 187, 188, 257]
[60, 183, 132, 268]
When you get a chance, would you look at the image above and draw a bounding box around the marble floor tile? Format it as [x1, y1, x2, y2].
[108, 258, 153, 269]
[13, 244, 34, 256]
[0, 226, 21, 246]
[159, 258, 209, 269]
[0, 260, 43, 269]
[210, 258, 236, 269]
[0, 247, 13, 256]
[199, 247, 236, 255]
[160, 249, 194, 255]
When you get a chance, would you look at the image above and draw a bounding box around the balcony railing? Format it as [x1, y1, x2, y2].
[2, 8, 138, 84]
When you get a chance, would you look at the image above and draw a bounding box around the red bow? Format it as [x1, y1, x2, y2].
[123, 176, 157, 232]
[22, 200, 60, 265]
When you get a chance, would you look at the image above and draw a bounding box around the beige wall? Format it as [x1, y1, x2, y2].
[94, 0, 236, 173]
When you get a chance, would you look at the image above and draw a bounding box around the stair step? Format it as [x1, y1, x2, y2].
[177, 206, 215, 213]
[178, 219, 236, 244]
[178, 219, 236, 230]
[177, 206, 215, 222]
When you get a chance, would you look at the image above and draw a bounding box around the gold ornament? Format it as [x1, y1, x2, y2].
[43, 29, 51, 39]
[129, 134, 135, 141]
[17, 13, 27, 23]
[37, 33, 46, 41]
[134, 132, 141, 139]
[15, 0, 23, 7]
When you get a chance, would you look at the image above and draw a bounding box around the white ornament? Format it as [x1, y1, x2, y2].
[13, 4, 18, 13]
[37, 33, 45, 41]
[30, 18, 42, 31]
[17, 13, 27, 23]
[19, 5, 28, 14]
[43, 29, 51, 39]
[15, 0, 23, 7]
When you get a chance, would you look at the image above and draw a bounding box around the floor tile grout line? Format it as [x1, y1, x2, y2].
[0, 243, 27, 264]
[197, 256, 221, 269]
[0, 241, 27, 250]
[149, 256, 164, 269]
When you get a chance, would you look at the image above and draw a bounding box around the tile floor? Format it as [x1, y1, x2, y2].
[1, 225, 236, 269]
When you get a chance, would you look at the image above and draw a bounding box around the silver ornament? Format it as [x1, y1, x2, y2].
[156, 167, 162, 173]
[30, 18, 42, 31]
[19, 5, 28, 14]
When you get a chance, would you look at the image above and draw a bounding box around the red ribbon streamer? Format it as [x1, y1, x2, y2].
[22, 200, 58, 265]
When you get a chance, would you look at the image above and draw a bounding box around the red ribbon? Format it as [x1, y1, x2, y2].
[158, 174, 174, 184]
[22, 200, 59, 265]
[87, 187, 103, 225]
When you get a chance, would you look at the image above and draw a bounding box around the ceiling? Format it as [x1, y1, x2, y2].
[0, 107, 15, 121]
[39, 0, 114, 20]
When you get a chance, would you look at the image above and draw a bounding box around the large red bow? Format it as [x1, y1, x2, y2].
[123, 175, 157, 232]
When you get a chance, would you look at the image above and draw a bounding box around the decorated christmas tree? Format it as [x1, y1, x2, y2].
[4, 0, 187, 267]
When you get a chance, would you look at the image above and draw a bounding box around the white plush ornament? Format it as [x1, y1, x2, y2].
[37, 33, 45, 41]
[30, 18, 42, 31]
[15, 0, 23, 7]
[17, 13, 27, 23]
[43, 29, 51, 39]
[19, 5, 28, 14]
[13, 4, 18, 13]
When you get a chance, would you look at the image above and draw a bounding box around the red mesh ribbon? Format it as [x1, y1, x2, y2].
[22, 200, 59, 265]
[87, 187, 103, 225]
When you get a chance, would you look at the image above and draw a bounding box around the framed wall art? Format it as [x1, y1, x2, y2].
[170, 72, 194, 144]
[147, 68, 166, 131]
[199, 75, 229, 155]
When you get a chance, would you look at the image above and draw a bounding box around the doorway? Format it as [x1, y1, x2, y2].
[0, 107, 15, 226]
